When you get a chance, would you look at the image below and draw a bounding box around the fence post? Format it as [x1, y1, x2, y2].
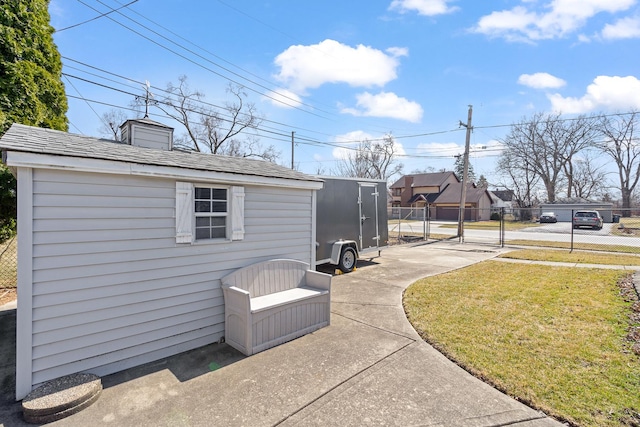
[427, 204, 431, 240]
[422, 206, 426, 241]
[500, 207, 505, 247]
[570, 209, 574, 253]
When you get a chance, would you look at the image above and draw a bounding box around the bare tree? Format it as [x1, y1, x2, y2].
[499, 112, 597, 202]
[98, 109, 128, 141]
[410, 166, 437, 174]
[570, 155, 607, 199]
[157, 76, 278, 161]
[496, 147, 541, 208]
[597, 111, 640, 216]
[555, 114, 599, 198]
[313, 164, 327, 175]
[334, 135, 403, 180]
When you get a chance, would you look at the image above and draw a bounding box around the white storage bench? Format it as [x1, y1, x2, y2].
[221, 259, 332, 356]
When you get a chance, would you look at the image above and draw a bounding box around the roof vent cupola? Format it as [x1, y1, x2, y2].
[119, 118, 174, 151]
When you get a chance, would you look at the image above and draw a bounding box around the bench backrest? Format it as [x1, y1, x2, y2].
[221, 259, 310, 298]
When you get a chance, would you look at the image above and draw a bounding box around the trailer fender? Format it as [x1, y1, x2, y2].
[330, 241, 359, 273]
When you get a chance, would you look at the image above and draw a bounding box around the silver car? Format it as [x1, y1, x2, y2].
[572, 210, 603, 230]
[539, 212, 557, 223]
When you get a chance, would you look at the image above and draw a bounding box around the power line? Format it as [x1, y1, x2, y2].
[60, 67, 334, 141]
[72, 0, 410, 139]
[112, 0, 309, 106]
[55, 0, 138, 32]
[60, 63, 470, 148]
[76, 0, 333, 118]
[62, 75, 108, 134]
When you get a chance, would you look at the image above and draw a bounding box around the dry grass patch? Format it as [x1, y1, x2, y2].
[438, 220, 540, 231]
[506, 239, 640, 255]
[500, 248, 640, 266]
[404, 261, 640, 426]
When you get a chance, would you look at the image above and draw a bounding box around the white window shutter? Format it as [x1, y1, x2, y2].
[176, 182, 194, 243]
[231, 186, 245, 241]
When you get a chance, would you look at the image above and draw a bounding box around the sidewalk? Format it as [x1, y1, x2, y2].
[1, 242, 564, 426]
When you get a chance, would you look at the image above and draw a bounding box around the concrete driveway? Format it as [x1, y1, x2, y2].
[0, 241, 563, 426]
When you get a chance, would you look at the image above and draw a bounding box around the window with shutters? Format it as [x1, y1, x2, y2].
[176, 182, 244, 244]
[194, 187, 227, 240]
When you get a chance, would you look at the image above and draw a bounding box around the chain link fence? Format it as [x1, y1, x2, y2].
[388, 206, 640, 253]
[2, 206, 639, 289]
[0, 234, 17, 296]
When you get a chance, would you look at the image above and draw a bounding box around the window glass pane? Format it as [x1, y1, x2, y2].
[195, 201, 211, 213]
[212, 189, 227, 200]
[196, 217, 211, 227]
[212, 201, 227, 213]
[211, 227, 226, 239]
[212, 217, 226, 227]
[195, 188, 210, 199]
[195, 228, 210, 240]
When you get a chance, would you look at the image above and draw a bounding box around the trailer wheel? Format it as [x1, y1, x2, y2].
[338, 247, 357, 273]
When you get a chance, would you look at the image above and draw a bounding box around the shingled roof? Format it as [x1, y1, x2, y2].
[434, 182, 491, 204]
[0, 124, 320, 184]
[390, 172, 458, 189]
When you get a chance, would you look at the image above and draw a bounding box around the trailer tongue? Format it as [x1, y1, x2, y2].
[315, 176, 389, 273]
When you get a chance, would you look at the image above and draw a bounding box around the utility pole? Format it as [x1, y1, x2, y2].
[291, 131, 295, 169]
[457, 105, 473, 242]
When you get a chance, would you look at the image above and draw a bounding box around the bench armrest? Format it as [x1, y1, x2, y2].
[223, 285, 251, 311]
[305, 270, 332, 291]
[225, 285, 250, 296]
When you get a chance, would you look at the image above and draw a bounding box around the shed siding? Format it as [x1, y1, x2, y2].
[28, 169, 313, 386]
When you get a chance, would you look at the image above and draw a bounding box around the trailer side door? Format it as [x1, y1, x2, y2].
[358, 182, 380, 251]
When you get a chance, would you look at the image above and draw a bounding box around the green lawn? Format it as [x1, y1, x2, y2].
[404, 260, 640, 426]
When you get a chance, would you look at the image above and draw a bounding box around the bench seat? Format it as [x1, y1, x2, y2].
[251, 287, 329, 313]
[221, 259, 332, 356]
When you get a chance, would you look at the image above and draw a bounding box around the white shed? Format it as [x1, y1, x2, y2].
[0, 121, 323, 400]
[540, 199, 614, 223]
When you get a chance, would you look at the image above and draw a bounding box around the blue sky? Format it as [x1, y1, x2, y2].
[48, 0, 640, 185]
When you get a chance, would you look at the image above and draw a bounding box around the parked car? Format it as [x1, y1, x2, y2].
[539, 212, 557, 223]
[572, 210, 603, 230]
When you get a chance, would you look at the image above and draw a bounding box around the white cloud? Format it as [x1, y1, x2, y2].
[416, 141, 461, 156]
[274, 39, 406, 93]
[518, 72, 567, 89]
[548, 75, 640, 113]
[473, 0, 636, 41]
[388, 0, 459, 16]
[602, 16, 640, 39]
[262, 88, 302, 109]
[386, 46, 409, 57]
[341, 91, 424, 122]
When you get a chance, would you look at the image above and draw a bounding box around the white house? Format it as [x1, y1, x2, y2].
[0, 120, 324, 400]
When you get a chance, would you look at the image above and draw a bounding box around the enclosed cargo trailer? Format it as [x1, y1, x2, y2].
[315, 176, 388, 272]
